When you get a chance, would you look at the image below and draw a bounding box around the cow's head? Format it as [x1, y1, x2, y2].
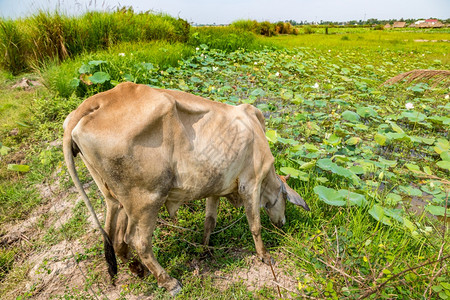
[262, 174, 310, 227]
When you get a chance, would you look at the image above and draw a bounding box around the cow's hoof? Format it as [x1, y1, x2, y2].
[261, 254, 275, 266]
[129, 260, 149, 278]
[169, 280, 183, 296]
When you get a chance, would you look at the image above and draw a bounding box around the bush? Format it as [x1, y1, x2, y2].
[303, 25, 315, 34]
[259, 21, 277, 37]
[275, 22, 293, 34]
[232, 19, 298, 37]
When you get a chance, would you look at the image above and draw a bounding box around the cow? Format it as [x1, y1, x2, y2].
[63, 82, 309, 295]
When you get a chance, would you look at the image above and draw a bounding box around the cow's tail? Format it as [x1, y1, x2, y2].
[63, 114, 118, 280]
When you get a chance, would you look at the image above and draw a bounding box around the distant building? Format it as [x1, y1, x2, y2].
[392, 21, 406, 28]
[384, 23, 391, 29]
[417, 19, 444, 28]
[425, 19, 439, 24]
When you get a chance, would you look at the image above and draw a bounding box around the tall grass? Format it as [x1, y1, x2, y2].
[189, 27, 260, 52]
[0, 19, 28, 75]
[0, 10, 190, 74]
[29, 11, 71, 65]
[231, 19, 260, 32]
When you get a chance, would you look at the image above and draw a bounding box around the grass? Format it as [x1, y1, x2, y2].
[263, 28, 450, 65]
[0, 9, 190, 74]
[189, 26, 263, 52]
[41, 40, 194, 97]
[0, 72, 45, 138]
[0, 23, 449, 299]
[0, 19, 28, 74]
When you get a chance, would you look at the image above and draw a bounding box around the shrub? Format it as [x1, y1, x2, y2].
[276, 22, 293, 34]
[303, 25, 315, 34]
[259, 21, 277, 37]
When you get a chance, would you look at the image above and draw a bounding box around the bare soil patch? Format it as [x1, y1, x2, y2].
[1, 163, 301, 299]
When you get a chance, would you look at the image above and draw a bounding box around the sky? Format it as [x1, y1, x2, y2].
[0, 0, 449, 24]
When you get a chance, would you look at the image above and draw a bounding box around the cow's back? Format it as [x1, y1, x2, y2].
[70, 82, 269, 201]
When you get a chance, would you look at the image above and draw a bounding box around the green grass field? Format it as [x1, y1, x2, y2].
[0, 14, 449, 299]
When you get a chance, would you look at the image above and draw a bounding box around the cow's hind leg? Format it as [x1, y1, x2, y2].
[104, 199, 148, 277]
[81, 160, 147, 278]
[203, 196, 220, 246]
[124, 192, 182, 296]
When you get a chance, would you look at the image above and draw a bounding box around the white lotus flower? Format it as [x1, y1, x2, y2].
[118, 53, 125, 56]
[196, 47, 200, 51]
[405, 102, 414, 109]
[445, 94, 449, 100]
[212, 67, 218, 71]
[275, 72, 280, 77]
[312, 82, 319, 89]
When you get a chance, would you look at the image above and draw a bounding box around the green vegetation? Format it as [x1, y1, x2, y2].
[232, 19, 299, 36]
[43, 40, 194, 97]
[0, 10, 449, 299]
[189, 26, 262, 52]
[0, 9, 190, 74]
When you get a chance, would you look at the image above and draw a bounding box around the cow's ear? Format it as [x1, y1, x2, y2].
[285, 185, 310, 211]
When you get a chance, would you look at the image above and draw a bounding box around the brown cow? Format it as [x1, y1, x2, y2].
[63, 82, 309, 295]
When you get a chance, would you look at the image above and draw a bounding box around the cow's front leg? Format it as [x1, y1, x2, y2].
[241, 184, 274, 265]
[124, 193, 182, 296]
[203, 196, 220, 246]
